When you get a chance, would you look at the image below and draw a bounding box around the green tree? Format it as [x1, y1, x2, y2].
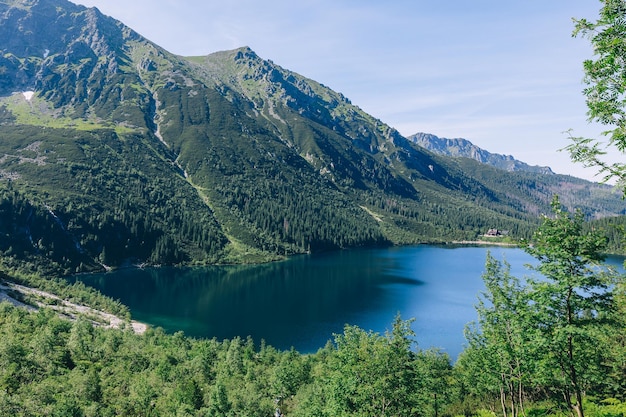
[271, 347, 311, 409]
[524, 196, 617, 417]
[207, 382, 232, 416]
[460, 197, 623, 417]
[461, 254, 533, 417]
[567, 0, 626, 190]
[599, 278, 626, 398]
[67, 317, 96, 365]
[321, 316, 432, 417]
[414, 349, 454, 417]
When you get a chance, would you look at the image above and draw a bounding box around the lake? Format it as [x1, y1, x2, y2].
[73, 245, 624, 359]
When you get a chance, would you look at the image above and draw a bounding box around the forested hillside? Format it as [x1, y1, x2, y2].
[0, 302, 623, 416]
[2, 197, 624, 416]
[0, 0, 623, 276]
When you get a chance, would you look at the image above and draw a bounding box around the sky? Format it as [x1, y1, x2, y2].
[71, 0, 613, 182]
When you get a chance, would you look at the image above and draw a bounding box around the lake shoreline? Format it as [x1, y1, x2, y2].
[74, 245, 540, 356]
[74, 240, 518, 276]
[69, 245, 625, 356]
[447, 240, 518, 247]
[0, 281, 147, 334]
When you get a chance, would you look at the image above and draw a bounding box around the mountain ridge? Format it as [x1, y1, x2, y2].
[0, 0, 623, 274]
[408, 132, 555, 175]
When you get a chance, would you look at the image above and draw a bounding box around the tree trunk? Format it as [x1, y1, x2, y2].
[500, 386, 508, 417]
[509, 380, 517, 417]
[566, 287, 585, 417]
[518, 378, 526, 417]
[574, 402, 584, 417]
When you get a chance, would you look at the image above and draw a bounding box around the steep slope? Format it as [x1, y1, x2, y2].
[0, 0, 619, 274]
[0, 0, 392, 273]
[183, 47, 551, 241]
[0, 0, 149, 125]
[0, 0, 231, 273]
[188, 47, 432, 196]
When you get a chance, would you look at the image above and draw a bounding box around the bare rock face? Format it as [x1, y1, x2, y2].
[0, 0, 142, 110]
[408, 132, 554, 175]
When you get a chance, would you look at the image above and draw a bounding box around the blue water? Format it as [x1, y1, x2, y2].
[73, 245, 624, 358]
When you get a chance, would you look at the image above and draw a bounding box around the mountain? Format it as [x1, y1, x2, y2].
[408, 132, 554, 175]
[409, 133, 623, 220]
[0, 0, 623, 275]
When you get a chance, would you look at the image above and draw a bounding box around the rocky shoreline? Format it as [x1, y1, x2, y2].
[0, 281, 147, 334]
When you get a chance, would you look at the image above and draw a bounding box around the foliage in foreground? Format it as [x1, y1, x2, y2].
[0, 306, 455, 417]
[0, 296, 623, 417]
[0, 199, 625, 416]
[568, 0, 626, 191]
[459, 197, 625, 417]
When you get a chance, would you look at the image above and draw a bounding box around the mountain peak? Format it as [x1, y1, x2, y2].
[234, 45, 257, 57]
[1, 0, 38, 9]
[0, 0, 84, 13]
[198, 45, 258, 61]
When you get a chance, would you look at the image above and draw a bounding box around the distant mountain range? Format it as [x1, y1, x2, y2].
[0, 0, 623, 274]
[408, 133, 554, 175]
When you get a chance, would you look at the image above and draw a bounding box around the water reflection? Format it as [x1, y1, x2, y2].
[74, 246, 624, 357]
[78, 249, 425, 351]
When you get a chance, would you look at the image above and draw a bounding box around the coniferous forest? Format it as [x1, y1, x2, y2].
[1, 0, 625, 276]
[0, 197, 624, 417]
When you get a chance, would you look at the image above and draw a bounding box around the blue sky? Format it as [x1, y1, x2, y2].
[71, 0, 610, 182]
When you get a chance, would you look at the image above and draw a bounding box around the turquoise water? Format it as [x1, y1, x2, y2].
[74, 245, 624, 358]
